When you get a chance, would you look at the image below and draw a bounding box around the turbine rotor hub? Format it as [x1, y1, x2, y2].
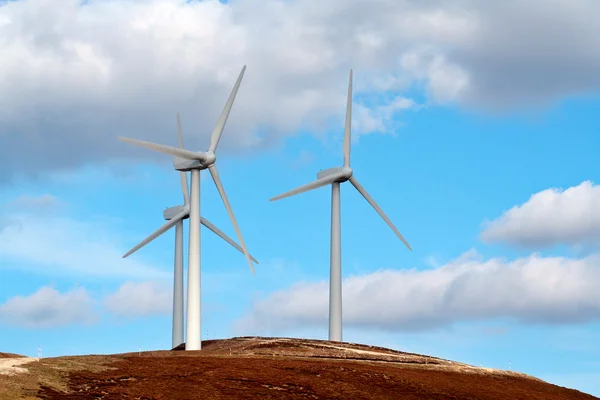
[202, 151, 216, 167]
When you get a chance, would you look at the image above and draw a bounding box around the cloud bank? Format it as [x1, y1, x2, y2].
[238, 250, 600, 332]
[0, 281, 174, 328]
[2, 0, 600, 179]
[481, 181, 600, 249]
[104, 281, 172, 317]
[0, 286, 96, 328]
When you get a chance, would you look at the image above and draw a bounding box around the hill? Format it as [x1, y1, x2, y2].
[1, 337, 597, 399]
[0, 352, 25, 358]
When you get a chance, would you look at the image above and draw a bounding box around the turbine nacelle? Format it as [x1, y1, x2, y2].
[173, 151, 216, 171]
[174, 158, 202, 171]
[163, 205, 190, 221]
[317, 166, 353, 182]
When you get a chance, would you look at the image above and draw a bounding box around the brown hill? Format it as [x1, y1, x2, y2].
[1, 337, 597, 399]
[0, 352, 25, 358]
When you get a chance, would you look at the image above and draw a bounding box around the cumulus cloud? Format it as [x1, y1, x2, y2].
[1, 0, 600, 180]
[237, 250, 600, 332]
[7, 194, 59, 208]
[5, 194, 62, 216]
[0, 286, 96, 328]
[481, 181, 600, 249]
[289, 150, 316, 170]
[104, 281, 172, 317]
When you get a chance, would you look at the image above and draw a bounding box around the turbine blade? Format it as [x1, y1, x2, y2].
[269, 173, 343, 202]
[176, 114, 190, 205]
[349, 176, 412, 251]
[123, 209, 188, 258]
[200, 217, 259, 264]
[119, 137, 204, 161]
[343, 69, 353, 167]
[208, 65, 247, 153]
[176, 112, 185, 148]
[208, 165, 255, 274]
[179, 172, 190, 206]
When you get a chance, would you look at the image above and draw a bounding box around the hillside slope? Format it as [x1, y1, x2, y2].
[2, 337, 597, 399]
[0, 352, 25, 358]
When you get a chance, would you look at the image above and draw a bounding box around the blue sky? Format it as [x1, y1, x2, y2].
[1, 0, 600, 397]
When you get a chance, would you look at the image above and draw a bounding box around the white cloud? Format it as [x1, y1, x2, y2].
[351, 97, 417, 137]
[7, 194, 60, 210]
[2, 0, 600, 179]
[0, 209, 170, 280]
[289, 150, 316, 170]
[103, 281, 172, 317]
[481, 181, 600, 249]
[237, 250, 600, 332]
[0, 286, 96, 328]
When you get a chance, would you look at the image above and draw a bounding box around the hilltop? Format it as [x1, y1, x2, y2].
[0, 352, 25, 359]
[1, 337, 597, 399]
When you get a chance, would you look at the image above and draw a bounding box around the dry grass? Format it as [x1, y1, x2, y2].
[0, 352, 25, 358]
[0, 355, 115, 399]
[0, 358, 39, 400]
[1, 337, 597, 400]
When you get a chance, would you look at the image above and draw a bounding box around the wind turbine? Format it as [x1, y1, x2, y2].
[122, 113, 258, 350]
[119, 65, 255, 351]
[269, 69, 411, 342]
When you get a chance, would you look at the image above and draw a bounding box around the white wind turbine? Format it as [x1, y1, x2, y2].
[119, 65, 255, 351]
[269, 70, 412, 342]
[122, 113, 258, 350]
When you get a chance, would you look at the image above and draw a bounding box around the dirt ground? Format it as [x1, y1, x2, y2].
[0, 357, 37, 376]
[2, 337, 598, 400]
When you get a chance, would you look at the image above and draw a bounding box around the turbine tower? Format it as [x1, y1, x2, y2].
[122, 113, 258, 350]
[119, 65, 255, 351]
[269, 69, 411, 342]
